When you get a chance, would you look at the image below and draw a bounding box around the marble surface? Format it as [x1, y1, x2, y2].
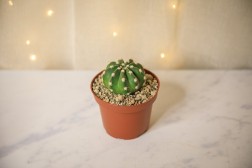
[0, 70, 252, 168]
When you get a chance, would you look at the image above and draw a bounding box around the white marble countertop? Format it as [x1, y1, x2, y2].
[0, 70, 252, 168]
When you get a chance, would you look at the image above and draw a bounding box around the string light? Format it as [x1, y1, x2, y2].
[47, 10, 54, 16]
[8, 0, 13, 6]
[160, 53, 165, 58]
[5, 3, 177, 68]
[30, 54, 37, 61]
[113, 32, 118, 37]
[26, 40, 30, 45]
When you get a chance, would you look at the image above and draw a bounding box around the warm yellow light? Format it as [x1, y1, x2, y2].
[172, 4, 176, 9]
[8, 0, 13, 6]
[47, 10, 54, 16]
[113, 32, 118, 37]
[160, 53, 165, 58]
[30, 54, 37, 61]
[26, 40, 30, 45]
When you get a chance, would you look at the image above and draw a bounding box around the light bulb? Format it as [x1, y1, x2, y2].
[172, 4, 176, 9]
[26, 40, 30, 45]
[8, 0, 13, 6]
[30, 54, 37, 61]
[160, 53, 165, 58]
[47, 10, 54, 16]
[113, 32, 117, 37]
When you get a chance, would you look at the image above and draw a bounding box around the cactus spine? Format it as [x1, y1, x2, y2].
[102, 59, 146, 95]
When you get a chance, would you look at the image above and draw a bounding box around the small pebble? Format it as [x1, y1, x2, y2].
[115, 95, 123, 102]
[145, 74, 153, 80]
[151, 91, 156, 96]
[130, 99, 135, 105]
[135, 94, 141, 100]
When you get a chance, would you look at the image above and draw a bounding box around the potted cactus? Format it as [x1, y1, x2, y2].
[91, 59, 160, 139]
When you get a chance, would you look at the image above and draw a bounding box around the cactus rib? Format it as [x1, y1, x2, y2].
[102, 59, 145, 95]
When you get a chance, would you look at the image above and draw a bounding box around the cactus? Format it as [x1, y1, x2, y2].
[102, 59, 146, 95]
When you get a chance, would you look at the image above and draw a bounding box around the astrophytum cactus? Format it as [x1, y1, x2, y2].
[102, 59, 146, 95]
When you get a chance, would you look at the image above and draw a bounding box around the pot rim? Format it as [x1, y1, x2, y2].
[90, 69, 160, 108]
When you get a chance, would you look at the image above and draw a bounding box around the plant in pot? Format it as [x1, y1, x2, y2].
[90, 59, 160, 139]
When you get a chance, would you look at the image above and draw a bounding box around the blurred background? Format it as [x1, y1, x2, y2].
[0, 0, 252, 70]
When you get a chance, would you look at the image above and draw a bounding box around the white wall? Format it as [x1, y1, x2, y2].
[0, 0, 251, 70]
[176, 0, 252, 69]
[75, 0, 176, 69]
[0, 0, 74, 69]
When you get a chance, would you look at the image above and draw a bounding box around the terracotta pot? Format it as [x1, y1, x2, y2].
[90, 69, 160, 139]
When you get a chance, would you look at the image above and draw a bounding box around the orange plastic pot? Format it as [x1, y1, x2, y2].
[90, 69, 160, 139]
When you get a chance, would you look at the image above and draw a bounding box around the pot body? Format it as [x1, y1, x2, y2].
[91, 69, 159, 139]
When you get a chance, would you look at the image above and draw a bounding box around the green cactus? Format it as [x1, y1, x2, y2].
[102, 59, 146, 95]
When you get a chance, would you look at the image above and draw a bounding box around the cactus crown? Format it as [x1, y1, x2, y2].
[102, 59, 146, 95]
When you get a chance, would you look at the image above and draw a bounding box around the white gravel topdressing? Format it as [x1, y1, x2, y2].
[92, 72, 158, 106]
